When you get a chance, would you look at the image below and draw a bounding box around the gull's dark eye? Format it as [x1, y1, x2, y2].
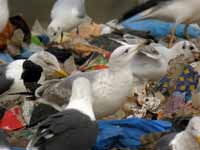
[189, 46, 194, 50]
[45, 61, 53, 66]
[124, 49, 129, 54]
[53, 32, 57, 36]
[145, 98, 149, 102]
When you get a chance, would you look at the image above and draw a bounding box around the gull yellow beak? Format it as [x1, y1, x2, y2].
[197, 136, 200, 145]
[53, 69, 68, 78]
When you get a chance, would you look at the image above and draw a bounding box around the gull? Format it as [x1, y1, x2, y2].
[0, 51, 67, 101]
[155, 116, 200, 150]
[27, 77, 98, 150]
[119, 0, 200, 47]
[47, 0, 89, 42]
[35, 43, 143, 118]
[28, 51, 68, 80]
[0, 0, 9, 33]
[131, 40, 199, 83]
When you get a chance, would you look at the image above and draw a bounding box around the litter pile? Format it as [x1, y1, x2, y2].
[1, 13, 200, 150]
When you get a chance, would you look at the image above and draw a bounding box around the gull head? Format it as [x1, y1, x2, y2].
[29, 51, 68, 79]
[108, 43, 142, 70]
[70, 77, 93, 103]
[47, 20, 62, 41]
[171, 40, 199, 61]
[186, 116, 200, 144]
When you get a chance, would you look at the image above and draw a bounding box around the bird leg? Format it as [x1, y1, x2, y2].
[76, 26, 80, 35]
[168, 24, 177, 48]
[60, 32, 64, 43]
[184, 24, 190, 39]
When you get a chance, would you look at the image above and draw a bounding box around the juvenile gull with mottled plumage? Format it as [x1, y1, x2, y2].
[35, 43, 143, 118]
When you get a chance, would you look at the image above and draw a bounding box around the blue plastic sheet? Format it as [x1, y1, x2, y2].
[93, 118, 172, 150]
[0, 53, 14, 63]
[121, 15, 200, 38]
[14, 48, 33, 59]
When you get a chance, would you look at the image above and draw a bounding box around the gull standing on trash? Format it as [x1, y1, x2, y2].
[131, 40, 199, 83]
[0, 0, 9, 33]
[35, 43, 143, 118]
[155, 116, 200, 150]
[119, 0, 200, 47]
[28, 77, 98, 150]
[47, 0, 89, 41]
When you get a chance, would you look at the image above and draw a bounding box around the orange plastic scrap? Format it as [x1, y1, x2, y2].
[0, 22, 14, 50]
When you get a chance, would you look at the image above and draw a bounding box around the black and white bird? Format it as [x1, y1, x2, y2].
[35, 43, 143, 118]
[27, 77, 98, 150]
[0, 129, 11, 150]
[0, 0, 9, 33]
[47, 0, 89, 41]
[119, 0, 200, 47]
[0, 51, 67, 100]
[155, 116, 200, 150]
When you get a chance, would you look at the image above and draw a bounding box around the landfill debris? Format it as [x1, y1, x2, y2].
[0, 11, 200, 150]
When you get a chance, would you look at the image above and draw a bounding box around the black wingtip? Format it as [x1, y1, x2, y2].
[118, 0, 169, 23]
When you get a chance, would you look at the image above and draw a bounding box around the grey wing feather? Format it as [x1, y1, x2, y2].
[155, 133, 177, 150]
[36, 70, 99, 105]
[138, 45, 161, 60]
[76, 0, 86, 18]
[0, 64, 14, 95]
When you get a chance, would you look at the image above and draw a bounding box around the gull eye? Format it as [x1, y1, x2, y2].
[182, 42, 186, 49]
[53, 32, 57, 36]
[124, 49, 129, 54]
[45, 61, 53, 66]
[189, 46, 194, 50]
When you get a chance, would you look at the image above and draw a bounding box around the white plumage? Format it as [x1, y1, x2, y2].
[36, 44, 142, 118]
[47, 0, 88, 40]
[66, 77, 95, 120]
[170, 117, 200, 149]
[126, 0, 200, 47]
[27, 77, 98, 150]
[131, 40, 198, 82]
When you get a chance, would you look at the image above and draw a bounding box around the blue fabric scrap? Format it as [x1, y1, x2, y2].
[121, 15, 200, 38]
